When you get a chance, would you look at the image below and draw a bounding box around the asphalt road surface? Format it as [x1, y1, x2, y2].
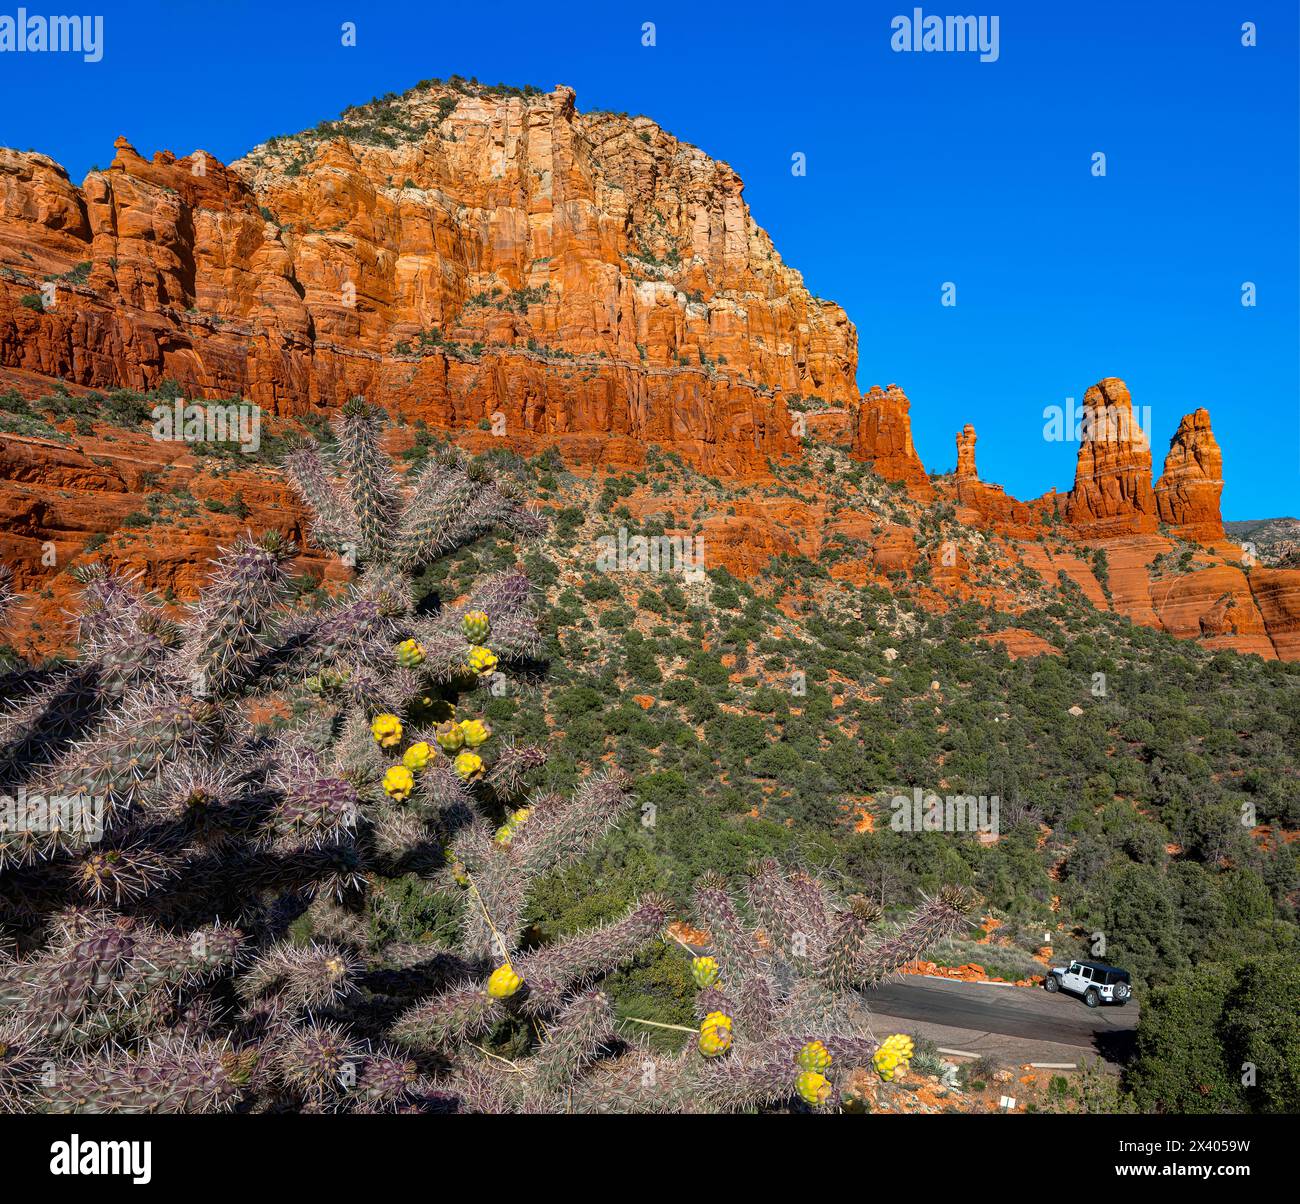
[865, 975, 1140, 1067]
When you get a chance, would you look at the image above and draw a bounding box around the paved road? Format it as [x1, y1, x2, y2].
[865, 975, 1140, 1067]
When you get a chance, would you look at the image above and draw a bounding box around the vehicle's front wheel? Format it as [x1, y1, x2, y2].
[1084, 988, 1100, 1008]
[1044, 976, 1059, 993]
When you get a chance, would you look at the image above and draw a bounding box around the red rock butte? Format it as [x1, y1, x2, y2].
[0, 86, 863, 476]
[931, 381, 1297, 660]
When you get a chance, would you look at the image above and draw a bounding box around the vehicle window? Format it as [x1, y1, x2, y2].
[1079, 966, 1092, 980]
[1068, 963, 1080, 974]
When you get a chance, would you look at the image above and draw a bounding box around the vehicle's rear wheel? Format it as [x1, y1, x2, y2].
[1044, 976, 1059, 993]
[1084, 988, 1100, 1008]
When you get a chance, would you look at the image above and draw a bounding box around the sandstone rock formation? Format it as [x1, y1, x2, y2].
[1155, 408, 1225, 542]
[1147, 558, 1275, 657]
[950, 423, 1044, 534]
[850, 384, 933, 498]
[0, 83, 862, 476]
[927, 385, 1297, 659]
[1065, 378, 1158, 537]
[1247, 568, 1300, 660]
[955, 423, 977, 480]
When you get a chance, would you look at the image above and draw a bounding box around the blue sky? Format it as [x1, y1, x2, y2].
[2, 0, 1296, 518]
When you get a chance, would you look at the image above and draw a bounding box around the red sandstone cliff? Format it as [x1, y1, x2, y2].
[927, 383, 1299, 660]
[0, 83, 861, 475]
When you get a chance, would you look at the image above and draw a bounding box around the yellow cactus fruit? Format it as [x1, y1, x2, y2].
[879, 1033, 914, 1063]
[395, 638, 426, 667]
[454, 751, 484, 782]
[434, 719, 465, 753]
[795, 1070, 833, 1106]
[872, 1046, 905, 1082]
[308, 668, 350, 695]
[691, 956, 720, 989]
[698, 1011, 733, 1057]
[487, 964, 523, 999]
[459, 718, 491, 748]
[402, 741, 434, 771]
[466, 645, 498, 675]
[371, 713, 403, 748]
[450, 861, 470, 887]
[698, 1025, 732, 1057]
[796, 1040, 833, 1073]
[462, 610, 491, 643]
[382, 765, 414, 801]
[495, 806, 531, 845]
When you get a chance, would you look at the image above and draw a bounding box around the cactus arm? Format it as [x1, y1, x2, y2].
[514, 895, 671, 1015]
[283, 444, 357, 554]
[333, 401, 400, 564]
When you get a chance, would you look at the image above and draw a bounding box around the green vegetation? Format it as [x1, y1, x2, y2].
[257, 75, 547, 157]
[1128, 954, 1300, 1112]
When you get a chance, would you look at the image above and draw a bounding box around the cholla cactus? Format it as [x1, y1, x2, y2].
[539, 861, 978, 1114]
[0, 401, 597, 1113]
[386, 765, 672, 1109]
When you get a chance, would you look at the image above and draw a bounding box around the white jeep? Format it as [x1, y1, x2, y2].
[1044, 960, 1132, 1007]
